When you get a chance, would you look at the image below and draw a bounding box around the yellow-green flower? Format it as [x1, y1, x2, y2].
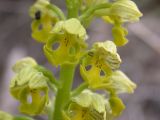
[101, 0, 142, 46]
[80, 41, 121, 88]
[44, 18, 87, 66]
[80, 41, 136, 94]
[10, 57, 49, 115]
[65, 90, 112, 120]
[30, 0, 59, 43]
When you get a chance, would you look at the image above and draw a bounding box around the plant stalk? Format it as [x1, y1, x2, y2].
[52, 64, 76, 120]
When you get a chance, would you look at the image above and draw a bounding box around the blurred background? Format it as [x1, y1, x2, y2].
[0, 0, 160, 120]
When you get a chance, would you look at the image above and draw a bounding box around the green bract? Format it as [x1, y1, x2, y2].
[10, 58, 49, 115]
[65, 90, 113, 120]
[80, 41, 121, 88]
[30, 0, 59, 43]
[44, 18, 87, 66]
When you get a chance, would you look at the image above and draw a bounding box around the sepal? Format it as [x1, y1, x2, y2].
[110, 0, 143, 22]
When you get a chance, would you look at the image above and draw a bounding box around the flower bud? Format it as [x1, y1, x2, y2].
[110, 0, 142, 22]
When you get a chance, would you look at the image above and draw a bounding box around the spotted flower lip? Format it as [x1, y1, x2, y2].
[10, 57, 49, 115]
[44, 18, 87, 66]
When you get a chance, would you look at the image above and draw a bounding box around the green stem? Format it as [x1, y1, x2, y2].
[47, 4, 66, 20]
[66, 0, 79, 18]
[53, 64, 76, 120]
[79, 3, 111, 22]
[71, 82, 88, 97]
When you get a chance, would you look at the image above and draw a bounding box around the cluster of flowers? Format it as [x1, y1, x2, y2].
[1, 0, 142, 120]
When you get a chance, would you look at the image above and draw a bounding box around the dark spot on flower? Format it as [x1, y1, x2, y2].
[88, 52, 94, 57]
[35, 10, 41, 20]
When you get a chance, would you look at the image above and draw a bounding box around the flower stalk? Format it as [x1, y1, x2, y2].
[53, 64, 76, 120]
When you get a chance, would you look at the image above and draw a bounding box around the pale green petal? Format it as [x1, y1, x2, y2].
[94, 41, 117, 54]
[12, 57, 37, 73]
[101, 70, 136, 94]
[63, 18, 86, 39]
